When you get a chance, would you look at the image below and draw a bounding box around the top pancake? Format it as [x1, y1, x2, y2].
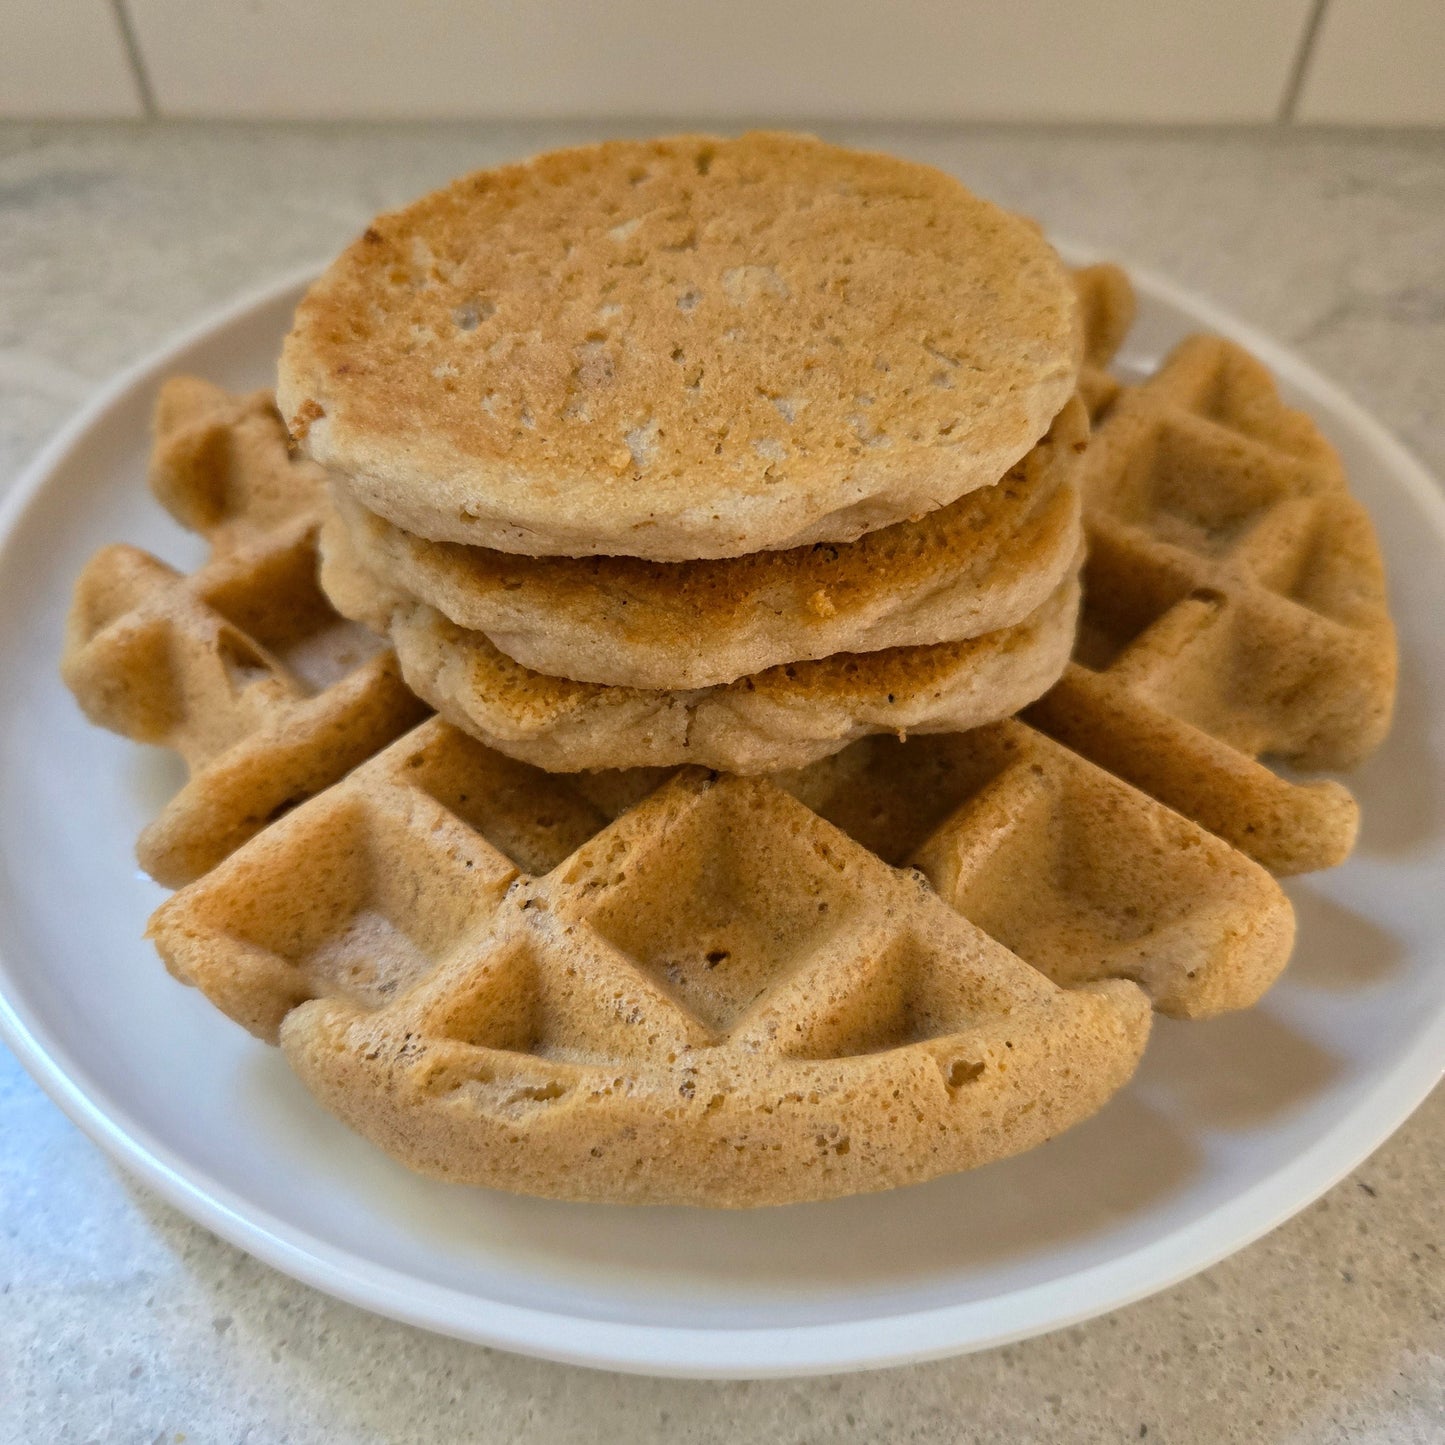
[277, 132, 1081, 560]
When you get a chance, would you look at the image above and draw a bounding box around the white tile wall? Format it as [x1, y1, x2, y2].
[5, 1, 1442, 126]
[123, 0, 1315, 123]
[0, 0, 143, 118]
[1296, 0, 1445, 126]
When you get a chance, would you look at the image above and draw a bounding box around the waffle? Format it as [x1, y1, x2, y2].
[1033, 270, 1396, 874]
[60, 379, 429, 887]
[147, 710, 1295, 1206]
[327, 393, 1086, 690]
[319, 510, 1082, 774]
[278, 132, 1081, 560]
[66, 356, 1299, 1206]
[1073, 261, 1137, 407]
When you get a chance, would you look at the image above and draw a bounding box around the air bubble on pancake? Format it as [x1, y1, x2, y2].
[677, 288, 702, 313]
[753, 438, 787, 464]
[452, 299, 495, 331]
[662, 225, 699, 254]
[504, 1080, 568, 1106]
[721, 265, 789, 305]
[945, 1058, 986, 1090]
[849, 411, 891, 449]
[625, 420, 660, 470]
[574, 340, 615, 390]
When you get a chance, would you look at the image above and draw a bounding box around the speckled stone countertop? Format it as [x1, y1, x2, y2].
[2, 122, 1442, 1443]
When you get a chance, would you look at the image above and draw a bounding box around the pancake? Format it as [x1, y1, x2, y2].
[278, 131, 1081, 560]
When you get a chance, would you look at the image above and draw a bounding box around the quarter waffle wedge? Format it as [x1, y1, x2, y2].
[60, 378, 429, 886]
[148, 711, 1292, 1206]
[1043, 268, 1396, 874]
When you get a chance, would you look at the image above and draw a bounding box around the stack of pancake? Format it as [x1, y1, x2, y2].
[279, 133, 1090, 774]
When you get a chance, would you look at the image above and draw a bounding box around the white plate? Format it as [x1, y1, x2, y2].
[1, 254, 1442, 1380]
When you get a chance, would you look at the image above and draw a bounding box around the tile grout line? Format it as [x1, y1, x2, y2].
[1278, 0, 1332, 123]
[109, 0, 158, 119]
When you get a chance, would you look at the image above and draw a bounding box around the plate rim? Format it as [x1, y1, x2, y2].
[1, 250, 1443, 1379]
